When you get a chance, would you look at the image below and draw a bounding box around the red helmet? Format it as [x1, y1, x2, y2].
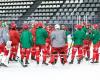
[75, 24, 82, 29]
[93, 24, 99, 29]
[87, 23, 91, 26]
[83, 22, 86, 25]
[46, 26, 51, 30]
[61, 25, 67, 30]
[33, 22, 38, 29]
[81, 22, 86, 26]
[22, 24, 29, 29]
[10, 21, 16, 29]
[85, 23, 91, 28]
[64, 26, 68, 30]
[37, 22, 43, 28]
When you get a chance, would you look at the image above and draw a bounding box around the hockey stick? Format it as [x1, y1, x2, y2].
[67, 40, 73, 58]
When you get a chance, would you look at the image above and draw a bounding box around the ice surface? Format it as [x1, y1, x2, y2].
[0, 40, 100, 80]
[0, 57, 100, 80]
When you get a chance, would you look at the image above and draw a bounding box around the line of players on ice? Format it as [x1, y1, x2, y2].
[0, 21, 100, 67]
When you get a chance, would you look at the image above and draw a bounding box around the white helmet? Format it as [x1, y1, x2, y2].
[55, 24, 60, 29]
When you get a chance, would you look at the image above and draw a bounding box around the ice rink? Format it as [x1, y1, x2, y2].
[0, 38, 100, 80]
[0, 47, 100, 80]
[0, 58, 100, 80]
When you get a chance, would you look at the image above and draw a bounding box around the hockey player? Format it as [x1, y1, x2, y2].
[50, 24, 67, 65]
[9, 22, 20, 61]
[20, 24, 33, 66]
[61, 25, 70, 57]
[35, 22, 48, 65]
[98, 28, 100, 51]
[0, 21, 11, 67]
[45, 25, 52, 57]
[31, 22, 38, 60]
[91, 24, 100, 63]
[82, 23, 92, 61]
[69, 24, 85, 64]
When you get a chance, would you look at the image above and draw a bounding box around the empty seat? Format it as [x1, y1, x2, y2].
[39, 13, 42, 16]
[35, 9, 38, 12]
[61, 12, 65, 16]
[91, 12, 95, 15]
[66, 12, 70, 15]
[65, 0, 70, 3]
[54, 20, 59, 24]
[56, 12, 60, 16]
[67, 16, 72, 20]
[75, 12, 80, 15]
[96, 4, 100, 7]
[88, 8, 93, 11]
[62, 16, 66, 20]
[43, 17, 46, 20]
[71, 4, 76, 7]
[35, 13, 38, 16]
[50, 9, 53, 12]
[86, 4, 91, 7]
[39, 17, 42, 20]
[81, 4, 86, 7]
[35, 17, 39, 20]
[52, 17, 56, 20]
[83, 0, 89, 3]
[85, 12, 90, 15]
[91, 4, 96, 7]
[88, 0, 94, 3]
[67, 4, 71, 7]
[54, 9, 57, 12]
[78, 8, 83, 12]
[41, 9, 45, 12]
[94, 0, 98, 3]
[60, 21, 64, 24]
[62, 4, 66, 8]
[73, 20, 77, 24]
[69, 9, 73, 12]
[64, 9, 68, 12]
[76, 4, 80, 7]
[70, 0, 75, 3]
[83, 8, 88, 11]
[46, 13, 50, 16]
[72, 16, 77, 20]
[74, 0, 79, 3]
[93, 8, 98, 11]
[43, 21, 46, 24]
[49, 20, 53, 24]
[80, 12, 85, 15]
[50, 13, 53, 16]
